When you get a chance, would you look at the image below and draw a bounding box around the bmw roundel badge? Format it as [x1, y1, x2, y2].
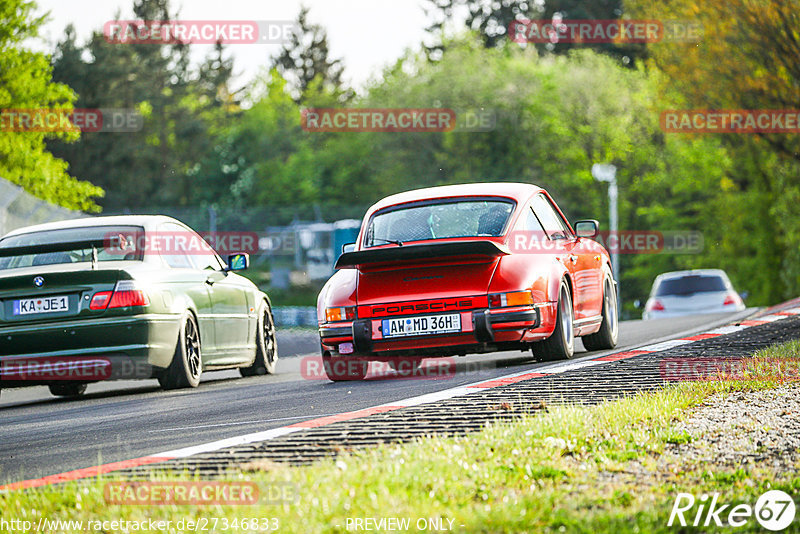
[33, 276, 44, 287]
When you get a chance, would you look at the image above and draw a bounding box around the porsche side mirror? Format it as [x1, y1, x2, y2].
[574, 219, 599, 238]
[342, 243, 356, 254]
[226, 253, 250, 272]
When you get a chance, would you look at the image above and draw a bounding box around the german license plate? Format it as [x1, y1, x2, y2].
[12, 295, 69, 316]
[381, 313, 461, 338]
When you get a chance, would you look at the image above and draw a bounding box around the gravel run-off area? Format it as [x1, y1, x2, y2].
[594, 385, 800, 486]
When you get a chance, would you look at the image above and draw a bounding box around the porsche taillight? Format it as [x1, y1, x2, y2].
[90, 281, 149, 310]
[489, 290, 534, 308]
[326, 306, 357, 322]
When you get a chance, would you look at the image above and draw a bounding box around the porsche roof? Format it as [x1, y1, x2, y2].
[366, 182, 543, 215]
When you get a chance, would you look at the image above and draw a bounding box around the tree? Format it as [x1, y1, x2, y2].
[271, 6, 349, 103]
[424, 0, 647, 65]
[626, 0, 800, 302]
[0, 0, 103, 211]
[424, 0, 533, 50]
[48, 0, 237, 210]
[627, 0, 800, 162]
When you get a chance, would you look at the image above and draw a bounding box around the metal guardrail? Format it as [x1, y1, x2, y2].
[0, 178, 82, 237]
[272, 306, 318, 327]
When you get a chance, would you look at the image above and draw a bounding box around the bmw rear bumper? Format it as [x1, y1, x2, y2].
[0, 314, 181, 385]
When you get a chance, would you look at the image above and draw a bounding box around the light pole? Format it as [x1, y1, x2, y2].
[591, 163, 620, 309]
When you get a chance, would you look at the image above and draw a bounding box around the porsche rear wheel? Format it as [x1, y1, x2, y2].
[535, 279, 575, 361]
[49, 383, 87, 397]
[323, 352, 369, 381]
[582, 276, 619, 351]
[159, 313, 202, 390]
[240, 301, 278, 376]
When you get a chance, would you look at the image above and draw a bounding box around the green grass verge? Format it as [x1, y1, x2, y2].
[2, 341, 800, 533]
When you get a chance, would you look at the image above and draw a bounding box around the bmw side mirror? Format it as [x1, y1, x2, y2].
[226, 253, 249, 272]
[574, 220, 599, 238]
[342, 243, 355, 254]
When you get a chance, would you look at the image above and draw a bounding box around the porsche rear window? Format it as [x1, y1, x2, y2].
[364, 198, 515, 247]
[0, 225, 144, 270]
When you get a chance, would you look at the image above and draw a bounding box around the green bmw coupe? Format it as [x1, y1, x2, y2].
[0, 215, 277, 397]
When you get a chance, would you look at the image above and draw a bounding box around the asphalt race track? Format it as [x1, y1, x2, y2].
[0, 310, 753, 486]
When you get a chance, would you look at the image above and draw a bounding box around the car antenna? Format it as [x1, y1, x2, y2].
[91, 245, 98, 270]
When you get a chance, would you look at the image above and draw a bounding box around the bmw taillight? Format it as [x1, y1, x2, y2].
[90, 281, 149, 310]
[489, 290, 534, 308]
[647, 300, 665, 311]
[89, 291, 112, 310]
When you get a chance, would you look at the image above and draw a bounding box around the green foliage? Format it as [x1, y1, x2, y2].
[424, 0, 647, 65]
[625, 0, 800, 304]
[47, 0, 236, 210]
[30, 0, 798, 308]
[0, 0, 103, 211]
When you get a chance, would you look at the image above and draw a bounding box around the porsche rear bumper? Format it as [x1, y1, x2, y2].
[319, 305, 544, 358]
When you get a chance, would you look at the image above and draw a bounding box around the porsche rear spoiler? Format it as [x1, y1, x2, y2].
[335, 240, 511, 269]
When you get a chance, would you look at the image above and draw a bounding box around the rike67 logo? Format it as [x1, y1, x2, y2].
[669, 490, 796, 530]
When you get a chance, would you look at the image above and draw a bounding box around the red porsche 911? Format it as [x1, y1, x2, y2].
[317, 183, 618, 381]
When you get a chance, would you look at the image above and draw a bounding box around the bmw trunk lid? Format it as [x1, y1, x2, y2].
[0, 264, 121, 325]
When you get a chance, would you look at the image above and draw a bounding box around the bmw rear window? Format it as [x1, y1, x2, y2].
[0, 225, 144, 270]
[655, 275, 727, 296]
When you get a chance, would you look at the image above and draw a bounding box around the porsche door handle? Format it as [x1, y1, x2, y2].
[569, 255, 578, 264]
[205, 276, 216, 286]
